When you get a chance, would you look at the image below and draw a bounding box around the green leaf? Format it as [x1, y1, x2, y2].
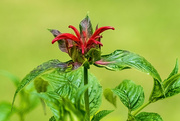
[86, 48, 101, 65]
[149, 59, 179, 102]
[156, 60, 180, 99]
[70, 46, 85, 64]
[135, 112, 163, 121]
[19, 82, 40, 113]
[91, 110, 113, 121]
[36, 91, 62, 120]
[163, 73, 180, 98]
[20, 91, 40, 113]
[41, 67, 102, 116]
[149, 79, 164, 102]
[34, 77, 49, 93]
[49, 116, 56, 121]
[112, 80, 144, 111]
[0, 102, 15, 121]
[36, 92, 86, 121]
[167, 59, 179, 80]
[75, 84, 89, 110]
[61, 98, 86, 121]
[103, 88, 117, 107]
[94, 50, 164, 103]
[0, 70, 19, 87]
[94, 50, 161, 81]
[12, 59, 71, 109]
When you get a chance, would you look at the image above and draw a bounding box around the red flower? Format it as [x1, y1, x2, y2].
[50, 16, 114, 64]
[52, 22, 114, 55]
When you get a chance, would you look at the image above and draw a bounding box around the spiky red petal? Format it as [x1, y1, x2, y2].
[69, 25, 81, 39]
[52, 33, 80, 44]
[91, 26, 115, 39]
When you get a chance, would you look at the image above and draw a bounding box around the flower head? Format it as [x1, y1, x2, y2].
[50, 16, 114, 64]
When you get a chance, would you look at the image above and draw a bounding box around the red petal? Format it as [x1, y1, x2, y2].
[52, 33, 80, 44]
[91, 39, 103, 45]
[91, 26, 115, 39]
[81, 44, 85, 54]
[69, 25, 81, 39]
[86, 38, 103, 48]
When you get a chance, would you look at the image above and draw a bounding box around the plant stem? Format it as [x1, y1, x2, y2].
[84, 66, 90, 121]
[127, 109, 132, 120]
[132, 101, 151, 116]
[19, 112, 25, 121]
[20, 115, 24, 121]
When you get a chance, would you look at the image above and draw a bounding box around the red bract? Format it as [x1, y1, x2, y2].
[52, 25, 114, 55]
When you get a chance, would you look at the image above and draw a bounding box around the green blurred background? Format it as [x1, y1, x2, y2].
[1, 0, 180, 120]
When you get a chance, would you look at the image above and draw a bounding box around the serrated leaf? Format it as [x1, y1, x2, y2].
[94, 50, 161, 81]
[112, 80, 144, 111]
[103, 88, 116, 107]
[94, 50, 164, 103]
[0, 102, 15, 121]
[91, 110, 113, 121]
[167, 59, 179, 80]
[135, 112, 163, 121]
[12, 59, 71, 109]
[163, 73, 180, 98]
[41, 67, 102, 116]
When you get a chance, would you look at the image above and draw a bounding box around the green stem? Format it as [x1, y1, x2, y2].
[127, 109, 132, 120]
[18, 112, 25, 121]
[19, 92, 25, 121]
[84, 66, 90, 121]
[132, 101, 151, 116]
[20, 115, 24, 121]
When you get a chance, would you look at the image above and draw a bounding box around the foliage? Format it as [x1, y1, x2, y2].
[104, 59, 180, 121]
[0, 70, 39, 121]
[9, 16, 180, 121]
[112, 80, 144, 111]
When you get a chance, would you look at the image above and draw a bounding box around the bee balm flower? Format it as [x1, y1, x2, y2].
[49, 16, 114, 66]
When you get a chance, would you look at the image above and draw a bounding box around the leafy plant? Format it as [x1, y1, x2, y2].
[11, 15, 180, 121]
[0, 70, 39, 121]
[104, 59, 180, 121]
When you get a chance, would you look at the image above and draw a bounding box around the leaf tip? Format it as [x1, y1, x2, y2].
[86, 11, 90, 17]
[47, 28, 52, 31]
[11, 91, 17, 112]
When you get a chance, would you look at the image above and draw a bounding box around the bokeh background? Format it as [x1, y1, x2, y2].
[1, 0, 180, 120]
